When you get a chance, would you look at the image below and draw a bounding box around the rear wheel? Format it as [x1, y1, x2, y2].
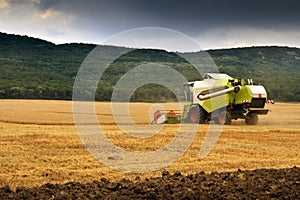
[189, 105, 205, 124]
[245, 113, 258, 125]
[217, 111, 232, 125]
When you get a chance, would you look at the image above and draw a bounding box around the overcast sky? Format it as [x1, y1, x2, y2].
[0, 0, 299, 50]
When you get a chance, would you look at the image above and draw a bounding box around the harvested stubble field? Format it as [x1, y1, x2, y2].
[0, 100, 299, 199]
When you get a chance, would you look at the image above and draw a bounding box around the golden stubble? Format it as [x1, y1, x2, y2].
[0, 100, 299, 189]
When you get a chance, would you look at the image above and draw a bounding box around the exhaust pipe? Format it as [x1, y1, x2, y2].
[197, 86, 241, 101]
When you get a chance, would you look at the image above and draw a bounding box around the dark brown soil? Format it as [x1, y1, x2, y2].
[1, 167, 299, 200]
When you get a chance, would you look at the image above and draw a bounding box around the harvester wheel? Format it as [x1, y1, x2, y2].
[189, 105, 205, 124]
[217, 111, 232, 125]
[245, 114, 258, 125]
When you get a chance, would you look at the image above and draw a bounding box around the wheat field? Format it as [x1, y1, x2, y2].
[0, 100, 299, 189]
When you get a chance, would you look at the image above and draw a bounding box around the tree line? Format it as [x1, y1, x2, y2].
[0, 32, 299, 102]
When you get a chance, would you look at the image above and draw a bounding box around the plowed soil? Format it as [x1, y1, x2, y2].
[1, 167, 299, 199]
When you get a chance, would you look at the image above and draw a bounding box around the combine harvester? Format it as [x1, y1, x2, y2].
[153, 73, 270, 125]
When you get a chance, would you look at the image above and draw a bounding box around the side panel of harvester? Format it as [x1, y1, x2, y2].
[192, 79, 231, 113]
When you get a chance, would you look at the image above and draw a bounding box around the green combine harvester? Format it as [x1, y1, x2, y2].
[153, 73, 270, 125]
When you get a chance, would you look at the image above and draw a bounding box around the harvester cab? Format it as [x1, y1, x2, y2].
[152, 73, 269, 125]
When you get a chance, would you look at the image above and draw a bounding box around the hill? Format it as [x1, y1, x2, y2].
[0, 32, 299, 102]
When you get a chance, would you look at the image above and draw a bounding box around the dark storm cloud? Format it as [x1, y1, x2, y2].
[33, 0, 300, 35]
[2, 0, 299, 49]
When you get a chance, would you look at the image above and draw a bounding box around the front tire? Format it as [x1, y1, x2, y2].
[189, 105, 205, 124]
[245, 113, 258, 125]
[217, 111, 232, 125]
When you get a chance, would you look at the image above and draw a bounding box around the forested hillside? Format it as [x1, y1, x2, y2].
[0, 32, 299, 102]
